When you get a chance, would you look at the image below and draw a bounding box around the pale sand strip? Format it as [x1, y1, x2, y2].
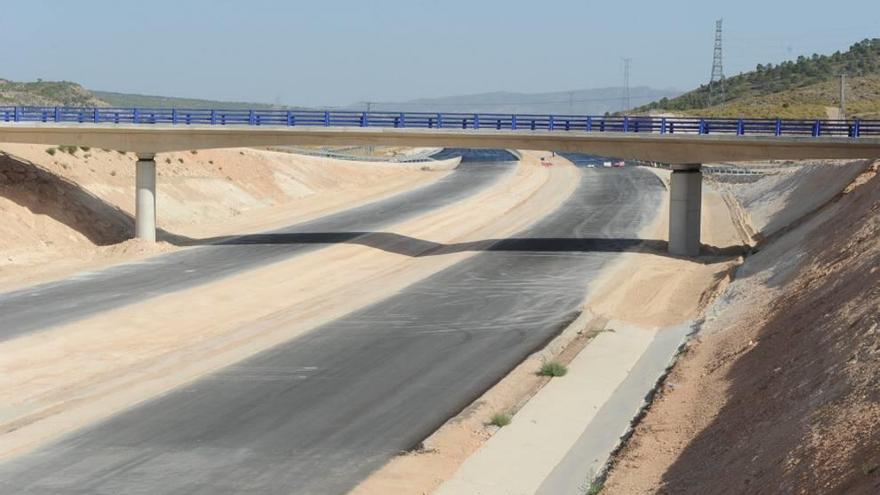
[0, 151, 578, 459]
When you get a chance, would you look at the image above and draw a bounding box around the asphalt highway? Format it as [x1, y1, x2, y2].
[0, 157, 664, 494]
[0, 149, 515, 341]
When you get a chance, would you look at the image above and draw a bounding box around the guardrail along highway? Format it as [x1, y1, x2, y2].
[3, 107, 880, 256]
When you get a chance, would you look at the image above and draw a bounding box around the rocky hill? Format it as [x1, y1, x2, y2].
[0, 79, 107, 107]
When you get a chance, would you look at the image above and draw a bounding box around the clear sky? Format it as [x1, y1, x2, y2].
[1, 0, 877, 106]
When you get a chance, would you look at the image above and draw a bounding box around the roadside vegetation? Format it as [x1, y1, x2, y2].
[489, 412, 512, 427]
[538, 361, 568, 377]
[637, 38, 880, 118]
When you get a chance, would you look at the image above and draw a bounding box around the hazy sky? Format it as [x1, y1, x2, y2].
[1, 0, 877, 106]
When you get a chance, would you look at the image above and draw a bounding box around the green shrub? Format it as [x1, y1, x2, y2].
[539, 361, 568, 377]
[489, 412, 512, 427]
[45, 147, 56, 156]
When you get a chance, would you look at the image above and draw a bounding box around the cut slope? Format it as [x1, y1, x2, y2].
[604, 160, 880, 494]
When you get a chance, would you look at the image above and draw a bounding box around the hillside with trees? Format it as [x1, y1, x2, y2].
[638, 38, 880, 118]
[0, 79, 107, 107]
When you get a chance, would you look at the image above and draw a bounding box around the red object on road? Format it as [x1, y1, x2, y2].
[541, 160, 553, 167]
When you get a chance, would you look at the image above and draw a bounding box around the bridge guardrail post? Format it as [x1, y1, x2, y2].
[511, 114, 517, 130]
[473, 114, 479, 129]
[324, 111, 330, 127]
[437, 113, 443, 129]
[248, 110, 256, 126]
[54, 106, 61, 123]
[171, 109, 178, 125]
[548, 115, 555, 131]
[775, 118, 782, 136]
[853, 120, 861, 137]
[698, 119, 706, 134]
[587, 116, 592, 132]
[360, 112, 367, 127]
[623, 116, 629, 133]
[94, 108, 100, 124]
[287, 111, 294, 126]
[812, 120, 820, 137]
[210, 110, 217, 125]
[660, 117, 667, 134]
[133, 108, 140, 124]
[13, 106, 21, 122]
[400, 112, 406, 128]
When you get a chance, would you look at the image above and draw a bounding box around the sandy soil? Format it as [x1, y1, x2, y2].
[351, 166, 745, 495]
[0, 144, 455, 290]
[0, 150, 579, 460]
[585, 170, 745, 328]
[603, 160, 880, 494]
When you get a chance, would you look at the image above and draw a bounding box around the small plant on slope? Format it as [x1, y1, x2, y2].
[539, 361, 568, 377]
[489, 412, 512, 427]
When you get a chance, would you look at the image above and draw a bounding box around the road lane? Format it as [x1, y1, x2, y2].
[0, 150, 515, 341]
[0, 163, 664, 494]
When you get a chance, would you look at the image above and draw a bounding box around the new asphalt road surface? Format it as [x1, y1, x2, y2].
[0, 149, 514, 341]
[0, 155, 665, 494]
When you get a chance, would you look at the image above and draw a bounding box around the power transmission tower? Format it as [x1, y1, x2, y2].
[708, 18, 725, 107]
[621, 58, 632, 112]
[839, 73, 847, 120]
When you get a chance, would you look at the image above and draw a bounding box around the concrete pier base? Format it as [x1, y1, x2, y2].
[668, 164, 702, 257]
[135, 153, 157, 242]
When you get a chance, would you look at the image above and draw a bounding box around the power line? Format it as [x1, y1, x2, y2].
[709, 18, 725, 107]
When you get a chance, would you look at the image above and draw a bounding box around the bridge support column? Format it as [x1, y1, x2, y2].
[668, 163, 702, 257]
[135, 153, 157, 242]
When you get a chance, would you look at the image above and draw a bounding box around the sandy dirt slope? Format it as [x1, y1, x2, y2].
[0, 151, 578, 459]
[0, 144, 453, 289]
[604, 160, 880, 494]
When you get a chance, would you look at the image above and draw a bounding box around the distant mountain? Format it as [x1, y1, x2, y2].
[0, 79, 106, 107]
[347, 87, 682, 115]
[638, 38, 880, 119]
[91, 90, 304, 110]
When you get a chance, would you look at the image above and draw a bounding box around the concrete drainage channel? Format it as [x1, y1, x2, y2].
[550, 322, 697, 494]
[433, 313, 697, 495]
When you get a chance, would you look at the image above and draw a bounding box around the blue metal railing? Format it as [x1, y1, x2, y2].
[1, 106, 878, 138]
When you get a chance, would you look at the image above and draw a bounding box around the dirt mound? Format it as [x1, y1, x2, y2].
[604, 162, 880, 494]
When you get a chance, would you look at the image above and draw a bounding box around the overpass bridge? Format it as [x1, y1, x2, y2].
[2, 107, 880, 256]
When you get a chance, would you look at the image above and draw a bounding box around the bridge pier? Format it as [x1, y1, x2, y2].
[135, 153, 157, 242]
[668, 163, 702, 257]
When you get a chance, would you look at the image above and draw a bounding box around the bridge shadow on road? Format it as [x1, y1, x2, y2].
[167, 231, 749, 260]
